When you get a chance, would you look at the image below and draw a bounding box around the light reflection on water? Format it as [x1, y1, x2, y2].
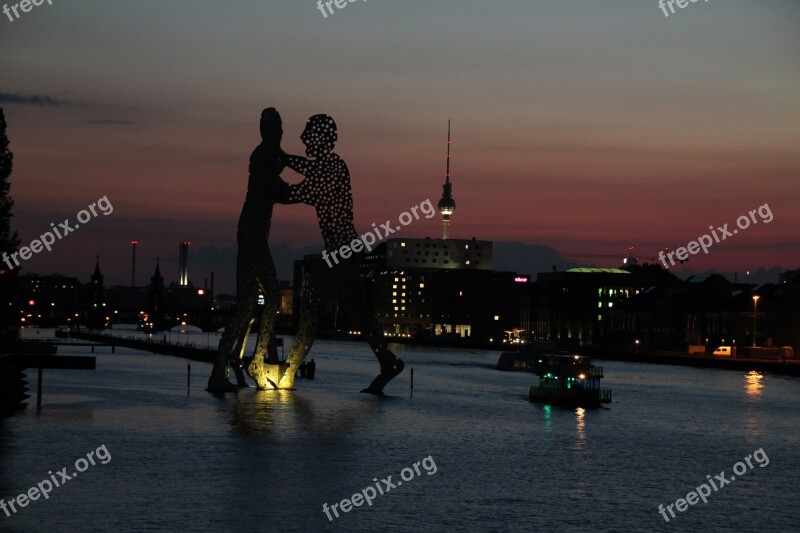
[0, 331, 798, 532]
[746, 371, 764, 397]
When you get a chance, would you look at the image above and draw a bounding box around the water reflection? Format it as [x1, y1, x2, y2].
[745, 371, 764, 397]
[575, 407, 585, 443]
[231, 389, 311, 435]
[543, 404, 551, 433]
[230, 389, 382, 437]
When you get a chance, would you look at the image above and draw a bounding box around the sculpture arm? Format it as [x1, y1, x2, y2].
[272, 175, 293, 205]
[285, 154, 311, 176]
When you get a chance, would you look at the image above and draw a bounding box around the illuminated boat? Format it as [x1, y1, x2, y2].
[529, 354, 611, 408]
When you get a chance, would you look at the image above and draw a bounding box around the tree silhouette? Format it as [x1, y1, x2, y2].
[0, 108, 20, 343]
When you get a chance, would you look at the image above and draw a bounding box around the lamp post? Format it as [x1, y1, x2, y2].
[752, 295, 760, 347]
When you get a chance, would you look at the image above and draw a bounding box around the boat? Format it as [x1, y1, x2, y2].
[497, 340, 580, 372]
[529, 354, 611, 408]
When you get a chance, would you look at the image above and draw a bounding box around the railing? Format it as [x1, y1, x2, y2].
[589, 366, 603, 377]
[599, 388, 612, 402]
[23, 337, 102, 345]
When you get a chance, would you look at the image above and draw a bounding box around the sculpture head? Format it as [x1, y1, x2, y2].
[300, 114, 337, 158]
[260, 107, 283, 145]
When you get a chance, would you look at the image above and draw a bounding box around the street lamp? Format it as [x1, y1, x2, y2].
[752, 295, 760, 347]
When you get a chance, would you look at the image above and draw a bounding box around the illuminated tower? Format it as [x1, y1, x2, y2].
[437, 120, 456, 239]
[179, 241, 189, 286]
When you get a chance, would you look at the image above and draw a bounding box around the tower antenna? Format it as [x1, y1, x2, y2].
[437, 120, 456, 239]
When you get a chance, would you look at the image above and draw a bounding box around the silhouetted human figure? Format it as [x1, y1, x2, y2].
[299, 361, 307, 378]
[207, 108, 290, 392]
[307, 358, 316, 380]
[282, 114, 404, 394]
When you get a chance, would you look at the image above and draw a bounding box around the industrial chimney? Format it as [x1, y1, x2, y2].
[179, 241, 190, 286]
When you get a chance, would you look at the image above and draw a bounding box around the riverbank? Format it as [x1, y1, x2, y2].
[583, 347, 800, 376]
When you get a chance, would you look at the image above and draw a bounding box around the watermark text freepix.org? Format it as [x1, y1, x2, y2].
[322, 455, 437, 521]
[2, 195, 113, 272]
[316, 0, 367, 19]
[659, 0, 709, 18]
[1, 444, 111, 518]
[3, 0, 53, 23]
[658, 448, 769, 523]
[321, 198, 435, 268]
[659, 203, 772, 269]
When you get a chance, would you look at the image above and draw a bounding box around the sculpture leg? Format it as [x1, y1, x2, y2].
[231, 317, 255, 387]
[277, 262, 320, 389]
[351, 265, 404, 395]
[208, 263, 258, 392]
[361, 321, 405, 394]
[247, 247, 285, 389]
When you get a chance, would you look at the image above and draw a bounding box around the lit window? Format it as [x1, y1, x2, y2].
[494, 315, 499, 321]
[608, 302, 613, 308]
[400, 242, 406, 247]
[420, 283, 425, 288]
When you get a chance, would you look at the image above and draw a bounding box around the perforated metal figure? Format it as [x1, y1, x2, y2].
[280, 115, 405, 394]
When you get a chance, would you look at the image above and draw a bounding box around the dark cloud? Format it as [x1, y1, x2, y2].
[493, 241, 579, 277]
[0, 92, 70, 106]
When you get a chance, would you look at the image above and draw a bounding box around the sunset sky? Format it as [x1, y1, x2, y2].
[1, 1, 798, 292]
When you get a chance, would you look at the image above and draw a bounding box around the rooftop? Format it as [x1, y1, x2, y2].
[566, 268, 630, 274]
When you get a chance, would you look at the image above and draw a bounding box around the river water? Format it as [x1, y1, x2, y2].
[1, 330, 798, 532]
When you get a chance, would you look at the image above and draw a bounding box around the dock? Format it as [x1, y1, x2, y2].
[58, 330, 218, 363]
[1, 351, 96, 409]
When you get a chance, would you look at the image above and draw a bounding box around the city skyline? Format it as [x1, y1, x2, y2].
[1, 1, 798, 292]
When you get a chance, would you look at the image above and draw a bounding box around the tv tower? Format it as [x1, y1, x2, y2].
[437, 120, 456, 239]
